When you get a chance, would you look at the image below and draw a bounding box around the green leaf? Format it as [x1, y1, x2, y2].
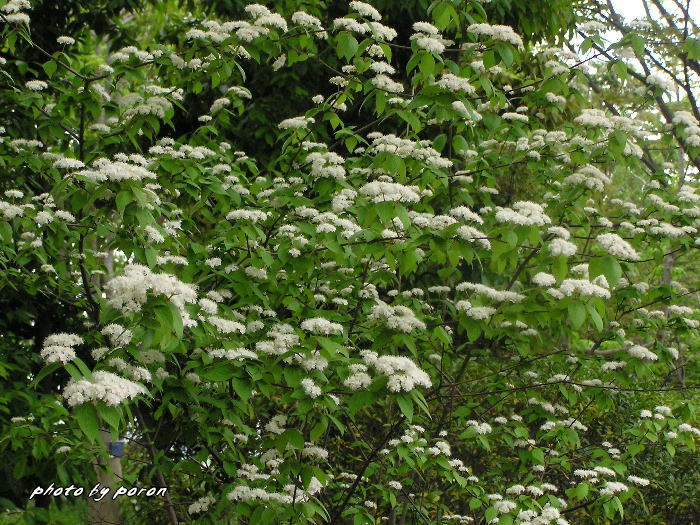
[116, 190, 132, 215]
[98, 404, 121, 432]
[337, 32, 358, 61]
[167, 301, 184, 338]
[587, 303, 604, 331]
[74, 404, 100, 443]
[232, 377, 252, 402]
[682, 38, 700, 60]
[42, 60, 57, 78]
[348, 391, 377, 415]
[30, 363, 61, 387]
[452, 135, 469, 154]
[72, 357, 93, 381]
[396, 395, 413, 421]
[0, 221, 12, 243]
[281, 428, 304, 449]
[419, 52, 435, 76]
[200, 363, 238, 381]
[613, 496, 624, 518]
[573, 482, 589, 500]
[310, 417, 328, 442]
[568, 302, 586, 329]
[494, 42, 514, 67]
[552, 256, 568, 281]
[590, 255, 622, 287]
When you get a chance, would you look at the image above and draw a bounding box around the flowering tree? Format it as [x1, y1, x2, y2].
[1, 0, 699, 524]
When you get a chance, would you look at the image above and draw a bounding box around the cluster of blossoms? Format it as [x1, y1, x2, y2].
[467, 23, 524, 47]
[360, 350, 431, 392]
[105, 264, 198, 324]
[62, 371, 147, 406]
[368, 301, 426, 332]
[40, 333, 83, 364]
[3, 1, 700, 524]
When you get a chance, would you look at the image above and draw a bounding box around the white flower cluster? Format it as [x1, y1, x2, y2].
[495, 201, 551, 226]
[359, 181, 422, 203]
[455, 225, 491, 249]
[627, 344, 658, 361]
[596, 233, 639, 260]
[188, 495, 215, 515]
[349, 1, 381, 21]
[563, 165, 611, 192]
[548, 278, 611, 299]
[369, 132, 451, 167]
[278, 116, 314, 130]
[455, 301, 496, 320]
[307, 151, 346, 180]
[101, 324, 133, 348]
[369, 301, 426, 332]
[105, 264, 198, 326]
[74, 158, 157, 183]
[63, 371, 147, 406]
[301, 377, 322, 398]
[361, 350, 432, 392]
[256, 324, 300, 356]
[646, 73, 673, 92]
[435, 74, 475, 94]
[410, 22, 449, 54]
[532, 272, 556, 287]
[291, 11, 324, 31]
[548, 238, 578, 257]
[450, 206, 483, 224]
[41, 333, 83, 364]
[574, 108, 612, 128]
[467, 23, 523, 47]
[208, 347, 257, 360]
[300, 317, 344, 335]
[455, 282, 525, 303]
[344, 364, 372, 390]
[26, 80, 48, 91]
[226, 209, 271, 223]
[207, 316, 246, 334]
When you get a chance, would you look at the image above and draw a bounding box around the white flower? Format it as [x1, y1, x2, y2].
[548, 238, 577, 257]
[301, 378, 322, 398]
[627, 475, 650, 486]
[456, 282, 525, 303]
[26, 80, 48, 91]
[359, 181, 422, 203]
[435, 73, 475, 94]
[63, 371, 147, 406]
[226, 209, 270, 223]
[361, 351, 431, 392]
[371, 74, 404, 93]
[349, 1, 381, 21]
[495, 202, 551, 226]
[301, 317, 344, 335]
[188, 495, 215, 515]
[596, 233, 639, 260]
[105, 264, 197, 326]
[40, 333, 83, 364]
[467, 23, 523, 47]
[278, 116, 315, 130]
[369, 301, 426, 332]
[101, 324, 133, 348]
[628, 345, 657, 361]
[533, 272, 556, 287]
[412, 22, 439, 34]
[57, 36, 75, 45]
[292, 11, 323, 29]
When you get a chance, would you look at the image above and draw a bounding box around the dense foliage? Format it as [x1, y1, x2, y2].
[1, 0, 698, 524]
